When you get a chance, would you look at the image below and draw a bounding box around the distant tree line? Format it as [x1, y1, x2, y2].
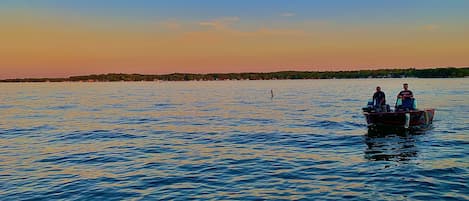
[1, 67, 468, 82]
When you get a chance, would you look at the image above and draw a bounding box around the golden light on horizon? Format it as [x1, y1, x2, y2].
[1, 9, 468, 78]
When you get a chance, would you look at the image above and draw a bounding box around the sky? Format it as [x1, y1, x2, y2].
[1, 0, 469, 78]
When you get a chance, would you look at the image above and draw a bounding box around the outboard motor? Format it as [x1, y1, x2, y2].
[362, 99, 374, 112]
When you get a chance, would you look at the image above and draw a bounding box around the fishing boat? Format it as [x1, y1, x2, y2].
[362, 99, 435, 131]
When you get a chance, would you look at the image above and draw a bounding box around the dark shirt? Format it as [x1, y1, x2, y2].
[373, 91, 386, 105]
[398, 90, 414, 110]
[398, 90, 413, 100]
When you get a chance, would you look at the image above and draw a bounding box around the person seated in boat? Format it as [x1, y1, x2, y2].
[396, 83, 415, 111]
[372, 86, 386, 112]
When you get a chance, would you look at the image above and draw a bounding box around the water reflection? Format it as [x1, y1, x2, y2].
[1, 79, 467, 200]
[364, 129, 420, 162]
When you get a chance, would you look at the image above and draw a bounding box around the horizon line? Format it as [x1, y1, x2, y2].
[2, 66, 468, 81]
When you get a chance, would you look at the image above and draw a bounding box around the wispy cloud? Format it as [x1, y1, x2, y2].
[421, 24, 440, 31]
[198, 17, 240, 30]
[161, 20, 182, 30]
[280, 12, 295, 17]
[255, 28, 305, 36]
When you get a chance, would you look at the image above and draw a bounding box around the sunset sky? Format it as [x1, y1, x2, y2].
[1, 0, 468, 78]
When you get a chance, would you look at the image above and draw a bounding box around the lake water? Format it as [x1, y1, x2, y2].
[1, 78, 468, 200]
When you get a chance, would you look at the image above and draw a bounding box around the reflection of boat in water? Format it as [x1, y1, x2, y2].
[364, 129, 419, 161]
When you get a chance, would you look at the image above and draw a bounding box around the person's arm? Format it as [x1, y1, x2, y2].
[381, 93, 386, 105]
[372, 93, 377, 105]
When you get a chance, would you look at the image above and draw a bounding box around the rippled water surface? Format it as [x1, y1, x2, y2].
[1, 79, 468, 200]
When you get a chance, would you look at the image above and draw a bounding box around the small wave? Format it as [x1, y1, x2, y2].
[1, 125, 56, 137]
[47, 105, 77, 110]
[137, 146, 179, 154]
[416, 167, 466, 177]
[302, 120, 363, 130]
[0, 105, 14, 109]
[55, 129, 143, 142]
[239, 117, 277, 124]
[139, 175, 225, 189]
[46, 178, 140, 200]
[117, 117, 159, 125]
[154, 103, 181, 109]
[341, 98, 361, 102]
[37, 153, 130, 164]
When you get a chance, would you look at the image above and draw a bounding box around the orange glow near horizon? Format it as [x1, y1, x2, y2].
[1, 10, 468, 79]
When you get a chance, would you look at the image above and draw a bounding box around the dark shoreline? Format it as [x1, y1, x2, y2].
[1, 67, 468, 82]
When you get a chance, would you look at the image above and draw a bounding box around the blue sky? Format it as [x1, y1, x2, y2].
[3, 0, 468, 23]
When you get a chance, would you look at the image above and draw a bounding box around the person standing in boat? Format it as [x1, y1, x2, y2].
[397, 83, 414, 110]
[373, 86, 386, 112]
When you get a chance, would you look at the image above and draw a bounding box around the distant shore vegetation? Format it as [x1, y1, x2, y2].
[1, 67, 468, 82]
